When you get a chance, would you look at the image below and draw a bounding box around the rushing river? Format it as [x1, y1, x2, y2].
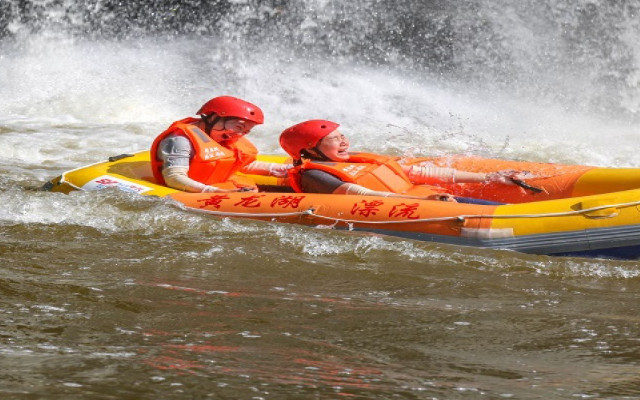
[2, 1, 640, 398]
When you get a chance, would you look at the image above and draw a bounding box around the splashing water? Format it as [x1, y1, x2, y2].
[2, 4, 640, 397]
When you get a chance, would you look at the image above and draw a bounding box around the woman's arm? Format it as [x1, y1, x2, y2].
[240, 161, 292, 177]
[402, 164, 487, 184]
[157, 134, 236, 193]
[301, 169, 454, 200]
[333, 183, 455, 202]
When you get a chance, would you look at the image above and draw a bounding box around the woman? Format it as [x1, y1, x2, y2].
[279, 120, 515, 203]
[151, 96, 289, 193]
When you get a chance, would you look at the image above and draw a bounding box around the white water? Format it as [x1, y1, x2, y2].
[1, 2, 639, 272]
[4, 5, 640, 399]
[2, 33, 639, 180]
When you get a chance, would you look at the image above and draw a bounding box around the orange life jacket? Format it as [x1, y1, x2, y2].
[288, 152, 445, 197]
[150, 117, 258, 190]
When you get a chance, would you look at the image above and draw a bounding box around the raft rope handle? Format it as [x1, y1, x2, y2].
[57, 165, 640, 225]
[59, 174, 640, 225]
[185, 199, 640, 225]
[188, 208, 317, 219]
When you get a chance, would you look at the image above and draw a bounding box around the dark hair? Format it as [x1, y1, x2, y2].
[299, 149, 314, 160]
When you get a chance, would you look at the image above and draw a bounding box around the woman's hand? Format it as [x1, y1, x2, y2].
[485, 171, 545, 194]
[202, 186, 258, 193]
[236, 186, 259, 193]
[485, 170, 530, 185]
[426, 193, 457, 202]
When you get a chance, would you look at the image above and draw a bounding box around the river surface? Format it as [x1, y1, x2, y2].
[2, 1, 640, 398]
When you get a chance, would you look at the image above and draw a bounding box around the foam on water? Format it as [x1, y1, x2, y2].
[1, 34, 639, 173]
[1, 2, 640, 278]
[3, 5, 640, 397]
[9, 185, 636, 279]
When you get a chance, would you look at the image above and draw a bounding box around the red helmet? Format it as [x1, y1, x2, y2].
[279, 120, 340, 159]
[197, 96, 264, 124]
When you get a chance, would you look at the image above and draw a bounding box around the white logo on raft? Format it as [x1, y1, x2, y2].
[82, 175, 152, 194]
[204, 147, 225, 160]
[342, 165, 366, 176]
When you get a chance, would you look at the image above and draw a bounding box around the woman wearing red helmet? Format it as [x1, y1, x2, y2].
[279, 120, 515, 203]
[151, 96, 290, 193]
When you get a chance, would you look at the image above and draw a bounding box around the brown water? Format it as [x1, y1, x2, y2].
[3, 2, 640, 395]
[2, 186, 639, 399]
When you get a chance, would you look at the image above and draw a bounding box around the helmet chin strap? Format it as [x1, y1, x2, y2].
[202, 114, 222, 136]
[307, 147, 331, 161]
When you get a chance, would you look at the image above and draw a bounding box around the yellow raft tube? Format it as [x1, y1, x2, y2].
[43, 151, 640, 259]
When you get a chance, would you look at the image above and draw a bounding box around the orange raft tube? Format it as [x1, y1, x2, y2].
[44, 151, 640, 259]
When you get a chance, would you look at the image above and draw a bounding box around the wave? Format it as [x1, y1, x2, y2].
[1, 186, 638, 279]
[2, 0, 639, 119]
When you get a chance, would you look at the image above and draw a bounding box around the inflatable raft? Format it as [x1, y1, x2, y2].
[43, 151, 640, 259]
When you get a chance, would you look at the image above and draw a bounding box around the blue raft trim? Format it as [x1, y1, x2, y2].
[347, 223, 640, 259]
